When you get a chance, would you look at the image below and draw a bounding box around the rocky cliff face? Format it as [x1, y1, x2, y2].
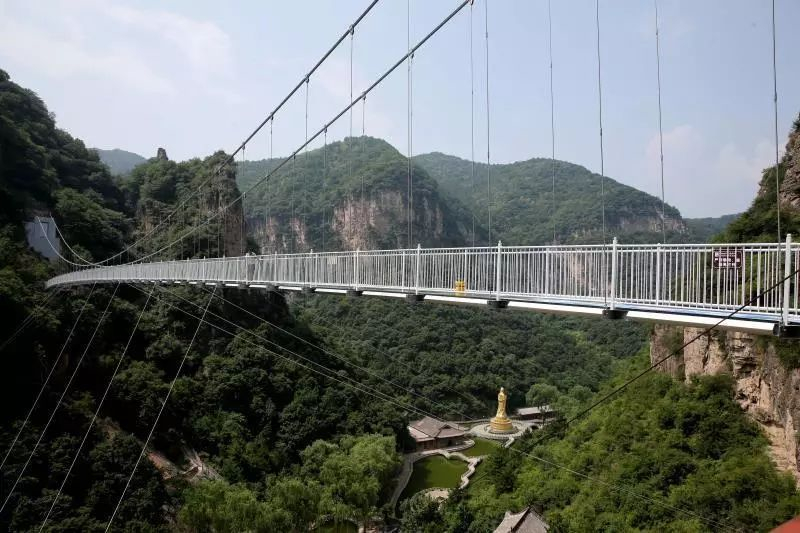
[248, 188, 467, 253]
[651, 325, 800, 480]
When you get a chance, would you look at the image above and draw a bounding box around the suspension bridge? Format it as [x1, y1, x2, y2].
[46, 238, 800, 336]
[40, 0, 795, 337]
[2, 1, 796, 530]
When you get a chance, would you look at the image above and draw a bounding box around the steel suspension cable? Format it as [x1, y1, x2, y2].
[105, 286, 216, 531]
[0, 288, 59, 354]
[407, 0, 413, 247]
[124, 0, 472, 265]
[595, 0, 606, 246]
[0, 284, 95, 473]
[131, 284, 449, 422]
[39, 285, 156, 530]
[595, 0, 608, 307]
[469, 0, 476, 247]
[189, 285, 469, 419]
[67, 0, 382, 267]
[323, 127, 328, 252]
[304, 78, 310, 247]
[771, 0, 782, 242]
[349, 27, 355, 244]
[484, 0, 492, 244]
[299, 295, 486, 411]
[654, 0, 667, 244]
[1, 283, 119, 514]
[548, 0, 557, 244]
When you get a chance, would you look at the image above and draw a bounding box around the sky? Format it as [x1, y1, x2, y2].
[1, 0, 798, 218]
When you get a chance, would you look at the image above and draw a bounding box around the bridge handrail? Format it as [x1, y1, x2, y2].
[46, 238, 800, 325]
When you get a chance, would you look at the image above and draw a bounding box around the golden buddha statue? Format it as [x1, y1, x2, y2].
[490, 387, 514, 433]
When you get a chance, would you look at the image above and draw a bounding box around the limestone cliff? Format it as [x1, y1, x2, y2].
[651, 325, 800, 480]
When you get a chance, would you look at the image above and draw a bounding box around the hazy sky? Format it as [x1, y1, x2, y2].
[1, 0, 798, 217]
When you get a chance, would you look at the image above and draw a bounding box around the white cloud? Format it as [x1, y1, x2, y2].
[99, 3, 234, 78]
[645, 125, 777, 217]
[0, 17, 175, 95]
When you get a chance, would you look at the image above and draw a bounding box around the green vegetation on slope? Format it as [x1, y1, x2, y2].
[94, 148, 147, 176]
[684, 213, 741, 242]
[414, 358, 800, 532]
[237, 136, 478, 250]
[416, 151, 687, 245]
[295, 294, 648, 418]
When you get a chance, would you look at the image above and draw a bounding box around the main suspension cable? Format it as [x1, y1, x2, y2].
[105, 286, 216, 531]
[64, 0, 382, 267]
[118, 0, 472, 265]
[39, 285, 156, 530]
[1, 283, 119, 514]
[0, 284, 95, 472]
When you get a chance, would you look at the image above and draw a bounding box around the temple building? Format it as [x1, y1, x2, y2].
[408, 417, 467, 451]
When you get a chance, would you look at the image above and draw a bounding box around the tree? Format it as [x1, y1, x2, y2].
[400, 492, 443, 533]
[526, 383, 559, 410]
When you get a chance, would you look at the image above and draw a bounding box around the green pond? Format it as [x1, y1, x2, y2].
[400, 455, 468, 501]
[462, 437, 500, 457]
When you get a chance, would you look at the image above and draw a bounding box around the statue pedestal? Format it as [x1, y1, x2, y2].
[489, 415, 514, 433]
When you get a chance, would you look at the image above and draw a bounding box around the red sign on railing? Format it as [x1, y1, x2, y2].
[713, 248, 742, 269]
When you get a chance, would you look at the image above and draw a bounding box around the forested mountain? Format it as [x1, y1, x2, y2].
[415, 152, 688, 245]
[94, 148, 146, 176]
[237, 137, 479, 252]
[684, 213, 740, 242]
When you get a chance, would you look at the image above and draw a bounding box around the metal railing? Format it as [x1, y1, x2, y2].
[46, 236, 800, 324]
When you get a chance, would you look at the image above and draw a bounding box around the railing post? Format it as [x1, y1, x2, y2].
[655, 243, 661, 305]
[401, 249, 406, 289]
[415, 244, 421, 295]
[495, 240, 502, 301]
[783, 233, 792, 325]
[311, 249, 315, 286]
[355, 248, 360, 290]
[610, 237, 618, 310]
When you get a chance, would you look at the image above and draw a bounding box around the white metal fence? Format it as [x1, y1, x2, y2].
[46, 237, 800, 323]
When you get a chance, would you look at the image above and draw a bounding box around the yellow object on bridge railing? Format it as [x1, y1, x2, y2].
[454, 279, 466, 296]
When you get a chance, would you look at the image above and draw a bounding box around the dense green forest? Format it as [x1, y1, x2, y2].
[4, 65, 800, 533]
[415, 152, 688, 245]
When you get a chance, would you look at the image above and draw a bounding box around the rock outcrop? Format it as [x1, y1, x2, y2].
[651, 325, 800, 481]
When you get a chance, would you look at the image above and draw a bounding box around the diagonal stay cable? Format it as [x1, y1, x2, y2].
[39, 284, 156, 530]
[104, 286, 216, 531]
[194, 284, 469, 419]
[130, 283, 447, 427]
[297, 292, 486, 411]
[0, 288, 60, 354]
[1, 283, 118, 514]
[0, 284, 96, 473]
